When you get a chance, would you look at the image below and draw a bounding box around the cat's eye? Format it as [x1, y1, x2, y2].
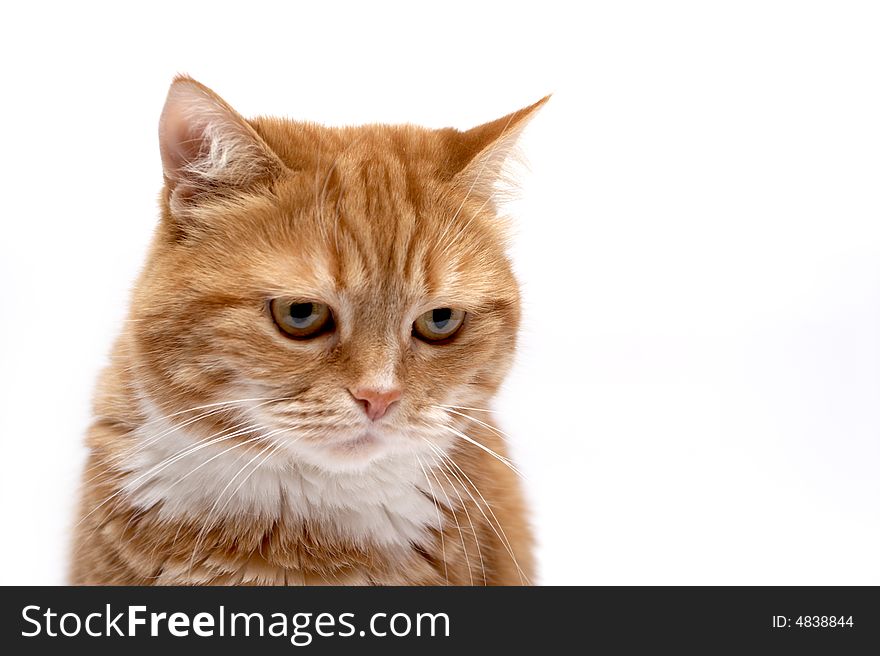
[413, 308, 466, 342]
[270, 299, 334, 339]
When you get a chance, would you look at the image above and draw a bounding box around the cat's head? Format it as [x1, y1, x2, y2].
[129, 76, 545, 471]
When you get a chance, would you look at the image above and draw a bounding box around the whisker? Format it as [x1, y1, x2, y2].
[85, 396, 297, 483]
[80, 412, 257, 487]
[423, 455, 473, 586]
[76, 422, 265, 528]
[416, 454, 449, 585]
[133, 396, 283, 429]
[125, 431, 273, 554]
[186, 432, 289, 577]
[442, 424, 527, 481]
[435, 406, 512, 442]
[76, 425, 268, 557]
[425, 440, 530, 585]
[430, 453, 486, 586]
[158, 432, 273, 494]
[435, 404, 498, 414]
[164, 432, 282, 558]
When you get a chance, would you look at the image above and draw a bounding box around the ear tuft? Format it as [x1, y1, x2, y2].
[158, 76, 285, 212]
[446, 95, 550, 203]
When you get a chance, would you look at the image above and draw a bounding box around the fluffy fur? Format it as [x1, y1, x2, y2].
[70, 76, 546, 585]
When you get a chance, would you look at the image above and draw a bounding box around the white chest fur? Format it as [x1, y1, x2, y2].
[120, 413, 442, 548]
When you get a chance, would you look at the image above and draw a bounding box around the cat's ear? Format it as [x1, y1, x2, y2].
[446, 95, 550, 200]
[159, 75, 286, 212]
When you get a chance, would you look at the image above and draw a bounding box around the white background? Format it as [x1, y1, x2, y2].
[1, 1, 879, 585]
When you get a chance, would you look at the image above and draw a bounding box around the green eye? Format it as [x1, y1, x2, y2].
[413, 308, 465, 342]
[270, 299, 333, 339]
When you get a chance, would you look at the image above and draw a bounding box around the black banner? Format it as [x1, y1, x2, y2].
[1, 586, 877, 653]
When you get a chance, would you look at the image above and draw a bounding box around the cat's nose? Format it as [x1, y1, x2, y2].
[349, 387, 402, 421]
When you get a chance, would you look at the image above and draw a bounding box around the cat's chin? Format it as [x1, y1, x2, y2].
[326, 431, 383, 458]
[284, 430, 402, 472]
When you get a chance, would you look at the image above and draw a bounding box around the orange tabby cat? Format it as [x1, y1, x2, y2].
[70, 76, 546, 585]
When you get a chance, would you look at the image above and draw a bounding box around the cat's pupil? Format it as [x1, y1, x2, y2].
[432, 308, 452, 329]
[290, 303, 314, 321]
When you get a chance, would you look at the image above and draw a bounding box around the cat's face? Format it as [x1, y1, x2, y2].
[129, 77, 543, 471]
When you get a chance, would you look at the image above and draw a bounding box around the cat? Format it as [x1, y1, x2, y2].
[70, 75, 546, 585]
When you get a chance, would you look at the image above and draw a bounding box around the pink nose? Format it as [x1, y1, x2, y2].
[349, 387, 402, 421]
